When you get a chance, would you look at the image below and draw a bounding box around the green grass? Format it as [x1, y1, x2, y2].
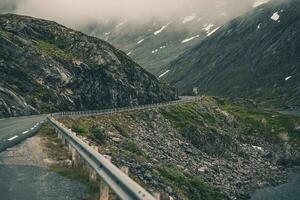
[72, 123, 89, 135]
[155, 164, 224, 200]
[160, 103, 203, 131]
[0, 29, 7, 36]
[36, 40, 75, 60]
[159, 103, 231, 153]
[71, 123, 109, 144]
[220, 99, 300, 146]
[112, 122, 129, 137]
[90, 127, 108, 144]
[122, 140, 144, 156]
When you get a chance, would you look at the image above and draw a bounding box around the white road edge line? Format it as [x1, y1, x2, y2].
[8, 135, 18, 141]
[22, 130, 29, 134]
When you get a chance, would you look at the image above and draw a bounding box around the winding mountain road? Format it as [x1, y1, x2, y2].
[0, 115, 46, 152]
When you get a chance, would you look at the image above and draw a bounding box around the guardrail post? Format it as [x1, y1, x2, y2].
[61, 137, 66, 145]
[88, 164, 97, 182]
[68, 143, 72, 157]
[71, 146, 83, 167]
[99, 156, 111, 200]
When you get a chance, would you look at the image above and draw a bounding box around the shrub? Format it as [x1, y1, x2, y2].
[90, 127, 108, 144]
[122, 141, 143, 155]
[157, 164, 224, 200]
[113, 123, 129, 137]
[72, 123, 89, 134]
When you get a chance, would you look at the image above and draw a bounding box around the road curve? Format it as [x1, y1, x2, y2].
[0, 115, 46, 152]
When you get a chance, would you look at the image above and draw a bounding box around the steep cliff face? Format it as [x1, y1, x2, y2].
[0, 14, 177, 118]
[163, 0, 300, 109]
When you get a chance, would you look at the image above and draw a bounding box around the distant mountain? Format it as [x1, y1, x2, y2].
[163, 0, 300, 109]
[0, 14, 177, 118]
[80, 0, 265, 76]
[81, 16, 224, 76]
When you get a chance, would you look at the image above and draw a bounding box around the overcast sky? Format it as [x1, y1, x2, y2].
[0, 0, 274, 27]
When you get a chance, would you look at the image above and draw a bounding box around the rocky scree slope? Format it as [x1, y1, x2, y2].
[61, 96, 300, 199]
[163, 0, 300, 109]
[0, 14, 177, 118]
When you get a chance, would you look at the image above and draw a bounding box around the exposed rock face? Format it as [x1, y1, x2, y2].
[163, 0, 300, 109]
[0, 14, 177, 118]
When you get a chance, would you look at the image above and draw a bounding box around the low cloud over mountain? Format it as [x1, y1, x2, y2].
[0, 0, 274, 27]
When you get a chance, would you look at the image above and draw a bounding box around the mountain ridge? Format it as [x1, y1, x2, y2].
[163, 0, 300, 109]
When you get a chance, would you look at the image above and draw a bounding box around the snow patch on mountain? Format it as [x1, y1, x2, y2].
[253, 0, 270, 8]
[271, 12, 280, 21]
[152, 49, 159, 54]
[285, 76, 292, 81]
[257, 23, 261, 29]
[116, 22, 126, 29]
[182, 14, 196, 24]
[154, 23, 170, 35]
[158, 70, 170, 78]
[207, 27, 220, 36]
[203, 24, 215, 32]
[137, 39, 145, 44]
[182, 35, 200, 43]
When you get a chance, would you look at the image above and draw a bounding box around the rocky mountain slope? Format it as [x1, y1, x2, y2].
[0, 14, 177, 118]
[61, 96, 300, 199]
[163, 0, 300, 109]
[81, 0, 268, 76]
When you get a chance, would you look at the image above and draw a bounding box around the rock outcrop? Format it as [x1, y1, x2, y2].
[0, 14, 177, 118]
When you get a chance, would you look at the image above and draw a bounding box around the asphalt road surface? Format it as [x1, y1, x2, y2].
[0, 134, 87, 200]
[0, 115, 46, 152]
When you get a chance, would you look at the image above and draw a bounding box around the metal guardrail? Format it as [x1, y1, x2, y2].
[51, 97, 198, 118]
[48, 117, 156, 200]
[47, 97, 198, 199]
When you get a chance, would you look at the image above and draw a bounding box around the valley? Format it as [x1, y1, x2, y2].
[0, 0, 299, 199]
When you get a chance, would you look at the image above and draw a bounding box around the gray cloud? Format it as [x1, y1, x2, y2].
[0, 0, 273, 27]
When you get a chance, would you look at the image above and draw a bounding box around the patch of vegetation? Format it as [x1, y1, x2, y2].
[72, 123, 89, 135]
[155, 164, 224, 200]
[38, 124, 69, 160]
[159, 103, 230, 153]
[0, 29, 7, 36]
[36, 40, 75, 60]
[90, 127, 108, 144]
[220, 99, 300, 145]
[160, 103, 203, 131]
[122, 140, 144, 156]
[113, 122, 129, 137]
